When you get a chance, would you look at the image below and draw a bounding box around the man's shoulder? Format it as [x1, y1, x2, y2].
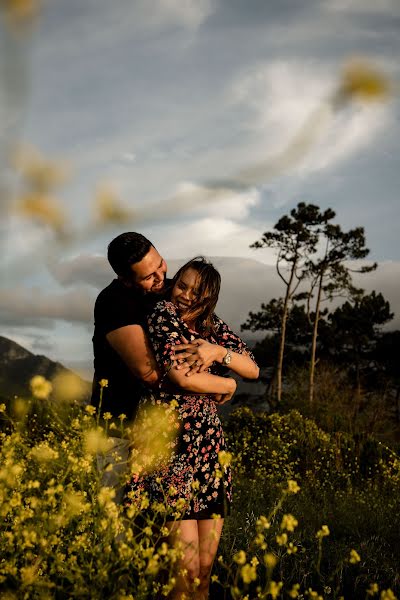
[95, 279, 141, 307]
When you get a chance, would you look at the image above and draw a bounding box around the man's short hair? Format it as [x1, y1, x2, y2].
[107, 232, 153, 277]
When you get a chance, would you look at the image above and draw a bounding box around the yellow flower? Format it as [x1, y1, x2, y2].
[240, 563, 257, 584]
[51, 372, 88, 403]
[191, 479, 200, 491]
[307, 589, 323, 600]
[98, 487, 116, 506]
[276, 533, 288, 546]
[339, 59, 390, 103]
[30, 442, 59, 462]
[264, 553, 277, 569]
[289, 583, 301, 598]
[287, 479, 300, 494]
[29, 375, 52, 400]
[268, 581, 283, 599]
[17, 193, 66, 234]
[85, 405, 97, 415]
[287, 542, 298, 554]
[316, 525, 330, 539]
[256, 515, 271, 529]
[218, 450, 233, 468]
[233, 550, 246, 565]
[20, 565, 37, 586]
[367, 583, 379, 596]
[0, 403, 6, 412]
[380, 590, 397, 600]
[94, 184, 133, 225]
[349, 549, 361, 564]
[99, 379, 109, 388]
[250, 556, 259, 567]
[281, 513, 298, 532]
[103, 412, 112, 421]
[84, 428, 111, 454]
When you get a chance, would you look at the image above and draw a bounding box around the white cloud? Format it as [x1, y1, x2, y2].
[230, 60, 390, 176]
[324, 0, 400, 14]
[135, 0, 215, 29]
[0, 286, 95, 326]
[148, 217, 270, 262]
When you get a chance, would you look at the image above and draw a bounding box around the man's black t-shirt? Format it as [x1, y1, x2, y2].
[91, 279, 151, 421]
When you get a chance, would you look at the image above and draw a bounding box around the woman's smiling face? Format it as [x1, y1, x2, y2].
[171, 267, 200, 314]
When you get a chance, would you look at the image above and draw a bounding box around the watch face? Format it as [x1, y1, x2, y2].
[224, 351, 232, 365]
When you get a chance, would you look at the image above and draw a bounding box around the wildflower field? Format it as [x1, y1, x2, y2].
[0, 379, 399, 600]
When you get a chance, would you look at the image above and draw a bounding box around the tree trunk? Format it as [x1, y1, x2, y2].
[309, 273, 323, 406]
[276, 261, 297, 403]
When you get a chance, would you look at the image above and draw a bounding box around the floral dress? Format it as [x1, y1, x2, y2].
[125, 300, 256, 521]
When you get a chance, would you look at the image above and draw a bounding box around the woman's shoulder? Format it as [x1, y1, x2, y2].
[148, 299, 180, 321]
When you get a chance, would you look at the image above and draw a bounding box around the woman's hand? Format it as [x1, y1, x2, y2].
[170, 337, 225, 376]
[214, 378, 237, 405]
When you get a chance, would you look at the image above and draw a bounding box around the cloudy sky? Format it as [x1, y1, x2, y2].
[0, 0, 399, 377]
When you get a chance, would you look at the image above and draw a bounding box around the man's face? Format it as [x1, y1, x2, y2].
[129, 246, 167, 293]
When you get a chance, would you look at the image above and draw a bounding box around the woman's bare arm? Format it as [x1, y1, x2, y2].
[171, 339, 259, 380]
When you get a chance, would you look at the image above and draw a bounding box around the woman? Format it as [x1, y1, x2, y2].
[126, 257, 259, 600]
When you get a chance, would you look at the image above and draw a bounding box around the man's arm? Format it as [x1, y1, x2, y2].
[106, 324, 160, 386]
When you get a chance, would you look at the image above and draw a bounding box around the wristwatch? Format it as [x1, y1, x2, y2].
[222, 349, 232, 366]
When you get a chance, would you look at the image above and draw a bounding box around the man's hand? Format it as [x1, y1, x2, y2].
[171, 337, 225, 376]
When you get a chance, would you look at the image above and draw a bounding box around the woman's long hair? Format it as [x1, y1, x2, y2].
[171, 257, 221, 335]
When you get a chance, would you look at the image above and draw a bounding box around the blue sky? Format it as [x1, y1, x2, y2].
[0, 0, 399, 376]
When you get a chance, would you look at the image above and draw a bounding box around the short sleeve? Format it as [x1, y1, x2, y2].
[147, 301, 195, 377]
[94, 282, 145, 336]
[212, 314, 257, 363]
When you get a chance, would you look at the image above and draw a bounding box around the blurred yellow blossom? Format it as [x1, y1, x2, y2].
[98, 487, 116, 507]
[339, 59, 390, 103]
[30, 442, 59, 462]
[218, 450, 232, 468]
[316, 525, 330, 539]
[233, 550, 246, 565]
[367, 583, 379, 596]
[264, 552, 277, 569]
[129, 403, 179, 474]
[29, 375, 52, 400]
[287, 479, 300, 494]
[0, 403, 6, 412]
[256, 515, 271, 529]
[276, 533, 288, 546]
[1, 0, 40, 25]
[349, 548, 361, 564]
[85, 405, 96, 415]
[268, 581, 283, 599]
[51, 372, 88, 403]
[20, 564, 38, 586]
[99, 379, 108, 388]
[289, 583, 301, 598]
[240, 563, 257, 584]
[380, 590, 397, 600]
[16, 193, 66, 234]
[83, 428, 111, 454]
[307, 589, 323, 600]
[64, 491, 90, 518]
[281, 513, 298, 532]
[94, 184, 133, 225]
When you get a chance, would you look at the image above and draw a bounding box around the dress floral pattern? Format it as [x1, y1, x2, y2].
[125, 300, 256, 520]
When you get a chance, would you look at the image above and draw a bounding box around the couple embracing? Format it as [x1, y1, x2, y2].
[92, 232, 259, 600]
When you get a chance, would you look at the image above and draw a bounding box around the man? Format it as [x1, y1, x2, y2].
[92, 232, 168, 422]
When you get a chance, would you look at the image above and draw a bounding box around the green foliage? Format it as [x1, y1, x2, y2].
[1, 392, 399, 599]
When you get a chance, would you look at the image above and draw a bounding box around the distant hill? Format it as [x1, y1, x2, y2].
[0, 336, 91, 402]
